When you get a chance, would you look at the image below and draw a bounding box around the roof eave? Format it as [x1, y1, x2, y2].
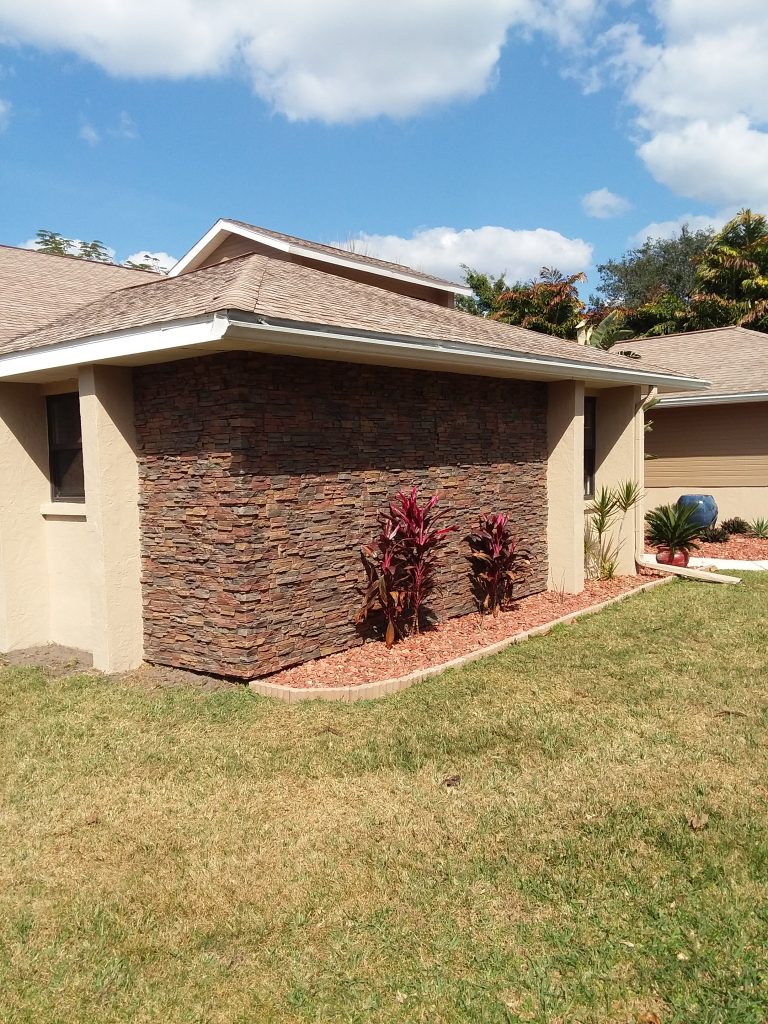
[658, 390, 768, 408]
[0, 311, 708, 390]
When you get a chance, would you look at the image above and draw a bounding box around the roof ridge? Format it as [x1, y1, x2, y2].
[0, 243, 159, 276]
[223, 217, 463, 289]
[628, 324, 762, 344]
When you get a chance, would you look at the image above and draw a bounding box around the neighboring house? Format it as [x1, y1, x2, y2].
[0, 220, 705, 678]
[624, 327, 768, 521]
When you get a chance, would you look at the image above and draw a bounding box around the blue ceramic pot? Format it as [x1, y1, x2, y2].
[677, 494, 718, 529]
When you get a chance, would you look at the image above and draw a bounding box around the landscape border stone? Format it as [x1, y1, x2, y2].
[248, 575, 672, 704]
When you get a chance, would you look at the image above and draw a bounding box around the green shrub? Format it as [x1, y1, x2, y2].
[702, 525, 730, 543]
[722, 516, 750, 535]
[749, 517, 768, 539]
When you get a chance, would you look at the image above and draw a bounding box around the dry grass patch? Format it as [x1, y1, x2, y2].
[1, 575, 767, 1022]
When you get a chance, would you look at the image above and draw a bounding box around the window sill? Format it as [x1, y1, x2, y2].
[40, 503, 87, 520]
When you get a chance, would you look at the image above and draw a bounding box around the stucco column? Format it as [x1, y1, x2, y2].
[0, 383, 50, 651]
[595, 385, 644, 575]
[547, 380, 585, 593]
[79, 365, 143, 673]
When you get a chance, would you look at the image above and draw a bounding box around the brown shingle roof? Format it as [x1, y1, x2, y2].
[1, 250, 700, 382]
[622, 327, 768, 400]
[0, 245, 158, 345]
[226, 218, 464, 289]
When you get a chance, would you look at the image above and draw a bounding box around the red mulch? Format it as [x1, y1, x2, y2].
[265, 572, 664, 689]
[645, 537, 768, 560]
[695, 536, 768, 560]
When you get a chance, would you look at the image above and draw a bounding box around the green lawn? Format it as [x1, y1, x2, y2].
[1, 575, 767, 1023]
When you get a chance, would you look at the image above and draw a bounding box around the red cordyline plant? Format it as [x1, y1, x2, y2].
[357, 487, 458, 647]
[467, 513, 529, 615]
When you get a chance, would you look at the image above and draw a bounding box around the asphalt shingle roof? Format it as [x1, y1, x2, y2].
[0, 245, 158, 345]
[622, 326, 768, 400]
[1, 249, 702, 383]
[226, 218, 463, 289]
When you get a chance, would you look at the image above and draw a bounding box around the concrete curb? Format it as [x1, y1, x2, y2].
[689, 557, 768, 571]
[248, 576, 672, 704]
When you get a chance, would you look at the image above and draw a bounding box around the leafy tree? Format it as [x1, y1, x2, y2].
[492, 267, 586, 339]
[76, 239, 112, 263]
[594, 225, 715, 307]
[692, 208, 768, 330]
[456, 267, 510, 316]
[623, 293, 692, 337]
[579, 309, 635, 350]
[124, 253, 165, 273]
[32, 228, 165, 274]
[460, 266, 586, 339]
[33, 229, 72, 257]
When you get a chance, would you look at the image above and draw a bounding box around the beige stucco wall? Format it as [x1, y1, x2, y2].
[0, 370, 142, 667]
[591, 385, 645, 575]
[80, 365, 143, 673]
[44, 509, 92, 649]
[645, 485, 768, 522]
[0, 383, 50, 650]
[547, 380, 585, 593]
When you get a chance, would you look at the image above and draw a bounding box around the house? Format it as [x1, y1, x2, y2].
[0, 220, 706, 678]
[623, 327, 768, 521]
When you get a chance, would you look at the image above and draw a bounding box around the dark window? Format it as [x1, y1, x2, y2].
[584, 396, 597, 498]
[46, 393, 85, 501]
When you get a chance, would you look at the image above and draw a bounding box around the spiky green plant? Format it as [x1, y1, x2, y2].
[645, 503, 704, 558]
[749, 517, 768, 539]
[584, 480, 642, 580]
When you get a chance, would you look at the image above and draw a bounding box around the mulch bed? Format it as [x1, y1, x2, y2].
[265, 571, 664, 690]
[694, 536, 768, 560]
[645, 537, 768, 561]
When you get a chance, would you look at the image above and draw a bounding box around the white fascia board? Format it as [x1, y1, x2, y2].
[226, 317, 710, 389]
[167, 221, 234, 278]
[658, 390, 768, 408]
[170, 219, 471, 297]
[0, 312, 709, 390]
[0, 314, 227, 380]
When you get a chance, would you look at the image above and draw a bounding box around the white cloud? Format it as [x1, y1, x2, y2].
[78, 119, 99, 145]
[629, 212, 727, 244]
[581, 188, 630, 219]
[598, 0, 768, 209]
[124, 250, 177, 272]
[0, 0, 600, 123]
[337, 225, 593, 283]
[638, 118, 768, 207]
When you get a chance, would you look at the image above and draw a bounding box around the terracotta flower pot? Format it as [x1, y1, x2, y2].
[656, 547, 690, 567]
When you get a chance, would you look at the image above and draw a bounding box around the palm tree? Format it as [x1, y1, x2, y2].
[693, 209, 768, 330]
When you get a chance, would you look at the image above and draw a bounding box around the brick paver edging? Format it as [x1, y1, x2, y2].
[248, 576, 672, 704]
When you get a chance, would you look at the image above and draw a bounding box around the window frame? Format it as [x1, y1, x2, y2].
[46, 392, 85, 503]
[583, 395, 597, 499]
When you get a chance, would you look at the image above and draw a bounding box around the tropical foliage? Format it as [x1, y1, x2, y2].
[645, 503, 704, 557]
[584, 481, 642, 580]
[33, 228, 167, 273]
[593, 225, 715, 308]
[467, 513, 528, 615]
[693, 208, 768, 332]
[459, 266, 586, 339]
[357, 488, 457, 646]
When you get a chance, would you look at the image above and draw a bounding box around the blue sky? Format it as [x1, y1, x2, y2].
[0, 1, 766, 287]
